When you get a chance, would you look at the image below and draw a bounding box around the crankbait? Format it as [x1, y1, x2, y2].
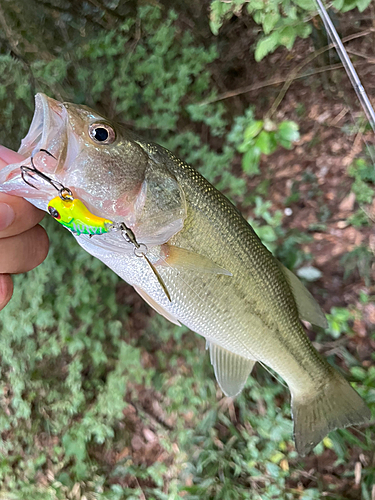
[47, 196, 113, 236]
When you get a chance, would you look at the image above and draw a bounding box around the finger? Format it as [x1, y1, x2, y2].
[0, 146, 45, 237]
[0, 225, 49, 274]
[0, 274, 13, 311]
[0, 145, 24, 167]
[0, 193, 46, 237]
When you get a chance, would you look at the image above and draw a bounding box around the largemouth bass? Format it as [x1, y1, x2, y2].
[0, 94, 370, 455]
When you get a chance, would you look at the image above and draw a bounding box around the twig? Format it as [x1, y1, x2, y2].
[266, 28, 375, 119]
[265, 43, 333, 120]
[346, 48, 375, 64]
[134, 477, 146, 500]
[358, 419, 375, 429]
[197, 29, 374, 107]
[132, 401, 174, 431]
[343, 128, 364, 167]
[329, 106, 350, 126]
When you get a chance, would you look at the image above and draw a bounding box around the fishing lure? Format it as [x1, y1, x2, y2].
[47, 196, 113, 236]
[20, 155, 172, 301]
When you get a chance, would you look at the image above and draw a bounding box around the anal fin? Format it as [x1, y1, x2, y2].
[133, 285, 181, 326]
[208, 342, 256, 397]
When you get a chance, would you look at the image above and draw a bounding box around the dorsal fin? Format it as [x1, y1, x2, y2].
[279, 263, 328, 329]
[207, 342, 256, 397]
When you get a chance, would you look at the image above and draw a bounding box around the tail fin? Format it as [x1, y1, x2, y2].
[292, 368, 371, 455]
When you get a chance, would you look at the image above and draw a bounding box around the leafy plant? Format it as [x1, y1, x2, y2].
[333, 0, 372, 12]
[210, 0, 372, 60]
[348, 157, 375, 205]
[326, 306, 355, 338]
[210, 0, 313, 60]
[341, 245, 375, 287]
[228, 108, 300, 176]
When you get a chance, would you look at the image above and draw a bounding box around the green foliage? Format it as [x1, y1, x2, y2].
[346, 154, 375, 229]
[210, 0, 370, 60]
[348, 157, 375, 205]
[228, 108, 300, 177]
[347, 208, 371, 227]
[245, 196, 311, 272]
[333, 0, 372, 12]
[254, 20, 311, 62]
[210, 0, 313, 60]
[326, 306, 354, 338]
[341, 245, 375, 287]
[180, 383, 296, 500]
[248, 196, 284, 252]
[0, 220, 137, 491]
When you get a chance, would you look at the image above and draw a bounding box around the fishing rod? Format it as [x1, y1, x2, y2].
[314, 0, 375, 134]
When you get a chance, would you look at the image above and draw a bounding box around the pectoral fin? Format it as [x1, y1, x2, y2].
[161, 245, 232, 276]
[207, 342, 256, 397]
[133, 285, 181, 326]
[279, 263, 328, 329]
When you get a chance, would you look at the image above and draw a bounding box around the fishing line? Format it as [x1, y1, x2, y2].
[315, 0, 375, 178]
[321, 8, 375, 168]
[315, 0, 375, 133]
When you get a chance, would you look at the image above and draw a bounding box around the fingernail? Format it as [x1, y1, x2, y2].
[0, 203, 15, 230]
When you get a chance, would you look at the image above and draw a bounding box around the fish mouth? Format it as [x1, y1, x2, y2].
[0, 93, 71, 207]
[18, 93, 67, 158]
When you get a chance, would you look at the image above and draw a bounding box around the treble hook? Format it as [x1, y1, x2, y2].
[20, 149, 73, 200]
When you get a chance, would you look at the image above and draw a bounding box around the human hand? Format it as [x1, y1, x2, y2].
[0, 145, 49, 311]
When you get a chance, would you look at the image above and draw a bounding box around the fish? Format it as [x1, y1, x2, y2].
[0, 93, 370, 455]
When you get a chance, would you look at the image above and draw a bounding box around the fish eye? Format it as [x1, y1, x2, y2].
[89, 123, 116, 144]
[48, 206, 61, 219]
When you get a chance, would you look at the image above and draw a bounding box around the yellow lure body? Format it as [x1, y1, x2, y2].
[47, 196, 113, 235]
